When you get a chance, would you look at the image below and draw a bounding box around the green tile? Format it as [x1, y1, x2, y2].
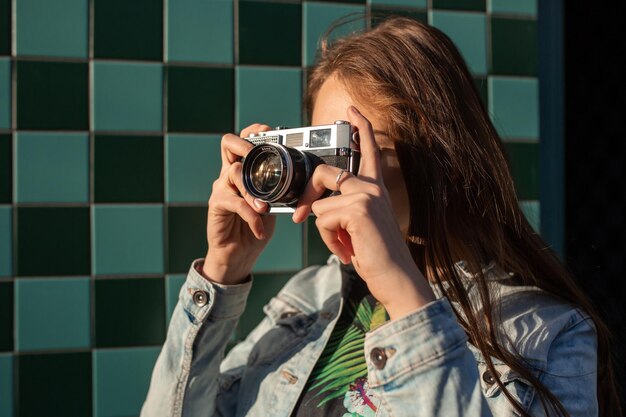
[168, 206, 207, 274]
[15, 277, 90, 351]
[16, 61, 88, 130]
[253, 216, 303, 273]
[237, 272, 291, 340]
[504, 141, 538, 200]
[0, 354, 12, 416]
[0, 0, 9, 55]
[371, 7, 428, 27]
[432, 0, 485, 11]
[520, 200, 540, 232]
[17, 352, 92, 417]
[237, 67, 302, 131]
[0, 207, 10, 277]
[239, 1, 301, 66]
[16, 0, 88, 58]
[93, 205, 164, 275]
[0, 58, 9, 128]
[489, 0, 536, 16]
[0, 134, 10, 203]
[491, 17, 537, 76]
[165, 274, 185, 323]
[17, 207, 90, 276]
[166, 134, 221, 203]
[167, 0, 233, 64]
[473, 76, 488, 108]
[95, 278, 165, 347]
[304, 2, 365, 66]
[16, 132, 89, 203]
[93, 62, 163, 132]
[0, 281, 12, 351]
[488, 76, 538, 139]
[306, 216, 331, 267]
[93, 347, 160, 417]
[430, 11, 487, 76]
[94, 0, 163, 60]
[94, 135, 163, 203]
[370, 0, 427, 7]
[167, 66, 234, 133]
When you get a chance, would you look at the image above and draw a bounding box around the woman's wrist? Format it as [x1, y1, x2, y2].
[200, 254, 252, 285]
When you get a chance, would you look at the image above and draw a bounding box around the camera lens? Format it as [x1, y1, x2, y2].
[242, 143, 312, 205]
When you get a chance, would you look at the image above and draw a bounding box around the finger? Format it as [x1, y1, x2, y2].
[227, 162, 268, 214]
[347, 106, 383, 181]
[213, 191, 266, 240]
[221, 134, 254, 173]
[240, 123, 272, 139]
[315, 218, 353, 264]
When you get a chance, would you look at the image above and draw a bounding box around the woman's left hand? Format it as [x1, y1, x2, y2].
[292, 106, 436, 320]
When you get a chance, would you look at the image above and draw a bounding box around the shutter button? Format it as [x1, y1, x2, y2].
[370, 347, 387, 369]
[192, 290, 209, 307]
[482, 370, 500, 385]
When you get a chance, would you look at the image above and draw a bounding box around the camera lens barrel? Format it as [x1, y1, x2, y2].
[242, 143, 312, 205]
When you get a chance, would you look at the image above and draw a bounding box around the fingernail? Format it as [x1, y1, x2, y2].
[253, 198, 266, 210]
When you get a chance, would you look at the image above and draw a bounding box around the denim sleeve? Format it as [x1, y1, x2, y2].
[141, 260, 252, 417]
[364, 298, 494, 416]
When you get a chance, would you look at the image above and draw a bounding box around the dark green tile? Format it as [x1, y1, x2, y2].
[433, 0, 485, 11]
[94, 135, 164, 203]
[312, 0, 365, 3]
[473, 77, 488, 108]
[17, 207, 90, 276]
[168, 206, 207, 273]
[239, 1, 301, 66]
[16, 61, 88, 130]
[0, 281, 12, 351]
[0, 134, 11, 202]
[504, 141, 538, 200]
[371, 7, 427, 27]
[94, 0, 163, 60]
[306, 216, 331, 267]
[0, 0, 9, 55]
[95, 278, 165, 347]
[167, 66, 234, 133]
[491, 17, 537, 76]
[17, 352, 92, 417]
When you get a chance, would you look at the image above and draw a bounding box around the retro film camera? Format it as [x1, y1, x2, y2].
[241, 121, 360, 214]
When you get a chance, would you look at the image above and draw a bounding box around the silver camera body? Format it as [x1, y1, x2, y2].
[242, 121, 360, 214]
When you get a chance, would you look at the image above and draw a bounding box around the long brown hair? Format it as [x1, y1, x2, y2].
[306, 16, 622, 417]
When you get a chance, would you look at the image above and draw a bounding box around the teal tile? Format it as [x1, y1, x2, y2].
[167, 0, 233, 64]
[432, 0, 485, 11]
[0, 281, 12, 350]
[370, 0, 426, 7]
[253, 216, 303, 273]
[16, 0, 88, 58]
[488, 0, 536, 16]
[17, 61, 89, 130]
[488, 76, 538, 139]
[0, 207, 10, 277]
[430, 10, 487, 75]
[236, 67, 302, 131]
[0, 134, 10, 202]
[371, 7, 428, 27]
[165, 274, 185, 323]
[0, 58, 9, 128]
[167, 66, 234, 133]
[93, 61, 163, 132]
[0, 0, 9, 55]
[304, 3, 365, 66]
[93, 347, 160, 417]
[474, 77, 488, 108]
[520, 200, 540, 233]
[239, 1, 301, 66]
[167, 206, 207, 273]
[504, 141, 538, 200]
[16, 132, 89, 203]
[15, 277, 90, 351]
[0, 354, 12, 416]
[166, 134, 220, 202]
[94, 0, 162, 61]
[491, 17, 537, 76]
[93, 205, 164, 275]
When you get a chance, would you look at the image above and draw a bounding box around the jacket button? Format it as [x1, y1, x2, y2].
[192, 290, 209, 307]
[482, 370, 500, 385]
[370, 347, 387, 369]
[280, 311, 298, 319]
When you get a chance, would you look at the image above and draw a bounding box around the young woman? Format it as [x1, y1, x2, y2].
[142, 17, 621, 417]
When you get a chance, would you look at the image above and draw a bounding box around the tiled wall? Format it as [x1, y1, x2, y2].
[0, 0, 540, 415]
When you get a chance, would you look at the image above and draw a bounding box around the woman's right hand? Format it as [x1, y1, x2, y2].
[202, 124, 277, 285]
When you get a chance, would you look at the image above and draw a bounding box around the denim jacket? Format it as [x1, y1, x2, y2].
[142, 256, 598, 417]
